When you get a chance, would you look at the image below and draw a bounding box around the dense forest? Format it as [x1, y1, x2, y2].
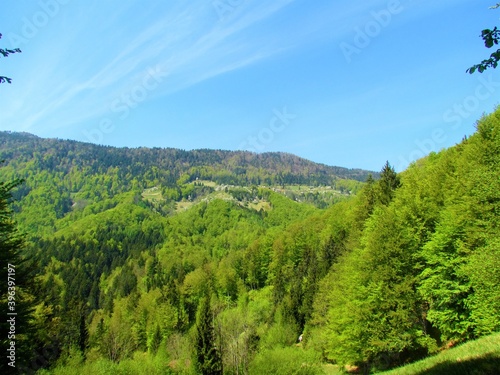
[1, 107, 500, 374]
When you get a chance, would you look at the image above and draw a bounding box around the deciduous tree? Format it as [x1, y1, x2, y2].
[467, 4, 500, 73]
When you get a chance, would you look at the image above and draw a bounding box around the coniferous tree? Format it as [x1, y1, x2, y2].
[0, 177, 36, 374]
[194, 294, 222, 375]
[149, 323, 162, 354]
[78, 310, 89, 358]
[377, 161, 400, 206]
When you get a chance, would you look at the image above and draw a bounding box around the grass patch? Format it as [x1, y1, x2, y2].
[322, 363, 343, 375]
[249, 346, 325, 375]
[381, 332, 500, 375]
[193, 179, 217, 187]
[142, 186, 163, 202]
[248, 201, 272, 212]
[175, 201, 195, 212]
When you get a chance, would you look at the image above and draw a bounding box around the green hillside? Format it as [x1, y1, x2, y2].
[1, 108, 500, 374]
[0, 131, 368, 237]
[381, 332, 500, 375]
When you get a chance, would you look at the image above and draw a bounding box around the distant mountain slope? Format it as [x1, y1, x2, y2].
[0, 131, 374, 185]
[0, 131, 373, 236]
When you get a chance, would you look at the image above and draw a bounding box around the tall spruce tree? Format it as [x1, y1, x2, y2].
[377, 161, 400, 206]
[194, 294, 222, 375]
[0, 177, 36, 374]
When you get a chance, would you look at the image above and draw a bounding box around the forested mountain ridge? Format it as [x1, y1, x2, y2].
[0, 131, 372, 184]
[0, 131, 371, 237]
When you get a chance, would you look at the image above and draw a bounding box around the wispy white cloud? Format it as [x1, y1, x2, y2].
[0, 0, 303, 134]
[0, 0, 472, 137]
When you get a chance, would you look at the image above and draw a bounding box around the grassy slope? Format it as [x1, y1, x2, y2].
[381, 332, 500, 375]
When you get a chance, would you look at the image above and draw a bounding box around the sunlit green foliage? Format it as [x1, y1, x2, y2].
[309, 108, 500, 372]
[1, 107, 500, 375]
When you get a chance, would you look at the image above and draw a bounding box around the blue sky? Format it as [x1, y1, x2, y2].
[1, 0, 499, 171]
